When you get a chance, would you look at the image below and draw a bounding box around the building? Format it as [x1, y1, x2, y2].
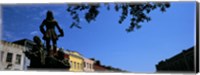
[91, 59, 107, 72]
[0, 40, 25, 70]
[156, 46, 195, 72]
[91, 58, 126, 72]
[65, 50, 84, 72]
[103, 65, 126, 72]
[83, 57, 94, 72]
[63, 50, 70, 59]
[13, 39, 36, 51]
[13, 39, 36, 70]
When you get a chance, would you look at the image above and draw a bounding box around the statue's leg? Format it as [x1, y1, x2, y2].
[46, 39, 51, 56]
[52, 39, 57, 55]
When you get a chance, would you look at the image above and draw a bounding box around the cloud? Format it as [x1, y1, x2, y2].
[30, 31, 39, 36]
[2, 30, 22, 41]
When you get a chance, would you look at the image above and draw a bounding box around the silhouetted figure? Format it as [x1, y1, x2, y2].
[33, 36, 46, 66]
[24, 36, 46, 68]
[23, 10, 70, 70]
[40, 10, 64, 56]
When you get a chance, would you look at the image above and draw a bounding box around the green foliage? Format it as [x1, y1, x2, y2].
[66, 2, 170, 32]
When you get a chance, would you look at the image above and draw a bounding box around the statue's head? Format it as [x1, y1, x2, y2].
[33, 36, 42, 46]
[46, 10, 54, 20]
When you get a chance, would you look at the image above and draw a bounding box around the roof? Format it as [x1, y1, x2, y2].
[13, 38, 35, 45]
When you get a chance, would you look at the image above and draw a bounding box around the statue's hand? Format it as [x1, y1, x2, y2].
[58, 29, 64, 37]
[58, 34, 63, 37]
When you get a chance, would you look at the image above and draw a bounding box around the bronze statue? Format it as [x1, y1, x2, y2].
[40, 10, 64, 56]
[23, 11, 70, 69]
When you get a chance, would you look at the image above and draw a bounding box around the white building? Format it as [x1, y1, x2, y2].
[13, 39, 35, 70]
[0, 40, 25, 70]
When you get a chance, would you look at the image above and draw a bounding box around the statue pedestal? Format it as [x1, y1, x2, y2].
[44, 56, 70, 69]
[24, 44, 70, 70]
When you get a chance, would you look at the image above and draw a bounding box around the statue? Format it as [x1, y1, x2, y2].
[24, 10, 70, 70]
[24, 36, 46, 68]
[40, 10, 64, 56]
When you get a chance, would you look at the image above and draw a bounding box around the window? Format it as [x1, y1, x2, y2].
[80, 63, 82, 69]
[1, 51, 4, 62]
[89, 64, 91, 69]
[90, 64, 92, 69]
[77, 63, 79, 70]
[6, 52, 13, 62]
[84, 63, 86, 67]
[80, 63, 83, 69]
[74, 62, 76, 69]
[15, 54, 21, 64]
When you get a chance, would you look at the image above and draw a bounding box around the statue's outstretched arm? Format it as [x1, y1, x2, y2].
[40, 20, 46, 35]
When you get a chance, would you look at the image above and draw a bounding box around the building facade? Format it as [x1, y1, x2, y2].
[13, 39, 36, 70]
[66, 50, 84, 72]
[83, 57, 94, 72]
[156, 46, 195, 72]
[0, 40, 25, 70]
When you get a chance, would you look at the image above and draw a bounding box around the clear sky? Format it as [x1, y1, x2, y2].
[1, 2, 196, 72]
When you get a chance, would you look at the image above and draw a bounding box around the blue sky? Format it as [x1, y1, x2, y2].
[1, 2, 196, 72]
